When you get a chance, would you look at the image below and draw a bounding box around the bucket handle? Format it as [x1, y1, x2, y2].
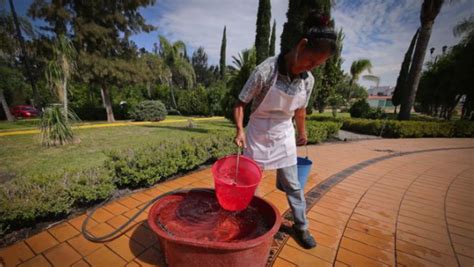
[305, 145, 309, 159]
[234, 147, 241, 184]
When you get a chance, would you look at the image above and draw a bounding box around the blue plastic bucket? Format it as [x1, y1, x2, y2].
[297, 157, 312, 188]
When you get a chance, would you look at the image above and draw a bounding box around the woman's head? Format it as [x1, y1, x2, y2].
[282, 10, 337, 75]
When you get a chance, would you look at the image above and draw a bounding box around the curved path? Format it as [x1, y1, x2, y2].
[0, 138, 473, 267]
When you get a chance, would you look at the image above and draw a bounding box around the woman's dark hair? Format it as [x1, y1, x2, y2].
[280, 10, 338, 56]
[304, 11, 337, 54]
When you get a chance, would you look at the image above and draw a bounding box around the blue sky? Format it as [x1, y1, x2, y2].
[14, 0, 474, 87]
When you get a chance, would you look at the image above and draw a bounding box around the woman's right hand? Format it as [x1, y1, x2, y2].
[234, 129, 247, 148]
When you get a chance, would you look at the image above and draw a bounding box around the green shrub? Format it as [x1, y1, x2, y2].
[306, 115, 343, 123]
[177, 86, 211, 116]
[306, 121, 343, 143]
[130, 100, 167, 121]
[453, 121, 474, 137]
[349, 99, 371, 118]
[66, 168, 116, 205]
[208, 81, 227, 116]
[106, 130, 235, 188]
[0, 176, 73, 233]
[366, 107, 386, 119]
[0, 167, 116, 235]
[341, 118, 474, 138]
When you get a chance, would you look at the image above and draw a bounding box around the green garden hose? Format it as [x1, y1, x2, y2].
[81, 188, 214, 242]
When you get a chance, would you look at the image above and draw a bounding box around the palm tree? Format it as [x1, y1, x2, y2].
[350, 59, 372, 85]
[231, 48, 257, 73]
[398, 0, 446, 120]
[140, 52, 172, 98]
[453, 15, 474, 42]
[46, 34, 76, 120]
[157, 36, 196, 110]
[158, 36, 196, 89]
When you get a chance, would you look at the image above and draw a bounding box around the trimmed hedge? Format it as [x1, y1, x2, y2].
[0, 122, 341, 236]
[0, 168, 115, 235]
[306, 121, 343, 143]
[106, 130, 235, 188]
[307, 114, 474, 138]
[342, 118, 474, 138]
[0, 130, 235, 235]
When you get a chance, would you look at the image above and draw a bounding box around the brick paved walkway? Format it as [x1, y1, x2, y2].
[1, 139, 473, 267]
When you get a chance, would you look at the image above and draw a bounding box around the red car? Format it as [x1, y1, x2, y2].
[10, 105, 40, 118]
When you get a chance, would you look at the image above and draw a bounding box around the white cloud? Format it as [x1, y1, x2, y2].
[131, 0, 472, 87]
[333, 0, 473, 87]
[141, 0, 288, 67]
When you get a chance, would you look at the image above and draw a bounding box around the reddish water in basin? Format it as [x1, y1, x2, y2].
[155, 191, 270, 242]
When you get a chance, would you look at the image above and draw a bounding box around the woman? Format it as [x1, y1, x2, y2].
[233, 12, 337, 249]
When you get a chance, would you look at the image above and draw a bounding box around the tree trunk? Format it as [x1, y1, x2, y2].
[170, 86, 178, 111]
[447, 95, 462, 120]
[0, 90, 15, 122]
[63, 78, 68, 122]
[101, 85, 115, 122]
[8, 0, 40, 108]
[398, 22, 434, 120]
[146, 82, 152, 99]
[394, 106, 398, 114]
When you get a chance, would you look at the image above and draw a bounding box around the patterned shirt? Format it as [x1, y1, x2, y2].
[238, 55, 314, 113]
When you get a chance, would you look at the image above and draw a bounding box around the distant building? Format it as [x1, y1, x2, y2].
[368, 86, 394, 96]
[366, 86, 395, 109]
[367, 95, 394, 109]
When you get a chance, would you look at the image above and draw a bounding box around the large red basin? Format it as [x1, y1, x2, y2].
[147, 189, 281, 267]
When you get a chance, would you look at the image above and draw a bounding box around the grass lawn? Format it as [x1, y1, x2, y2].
[0, 118, 233, 181]
[0, 115, 192, 132]
[0, 119, 40, 131]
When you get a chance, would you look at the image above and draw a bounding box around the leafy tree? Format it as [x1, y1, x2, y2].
[9, 0, 39, 107]
[0, 4, 36, 120]
[177, 85, 210, 116]
[255, 0, 271, 64]
[416, 19, 474, 120]
[192, 47, 217, 87]
[0, 64, 27, 121]
[399, 0, 447, 120]
[31, 0, 157, 122]
[220, 26, 227, 79]
[327, 93, 344, 117]
[312, 28, 344, 113]
[208, 80, 227, 116]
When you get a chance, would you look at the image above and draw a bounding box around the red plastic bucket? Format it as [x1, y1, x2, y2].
[212, 155, 262, 211]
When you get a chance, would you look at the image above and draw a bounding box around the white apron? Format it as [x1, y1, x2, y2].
[244, 72, 307, 170]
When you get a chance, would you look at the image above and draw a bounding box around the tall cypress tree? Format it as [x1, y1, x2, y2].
[280, 0, 331, 54]
[392, 29, 419, 110]
[219, 26, 226, 79]
[269, 19, 276, 57]
[279, 0, 334, 113]
[255, 0, 271, 64]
